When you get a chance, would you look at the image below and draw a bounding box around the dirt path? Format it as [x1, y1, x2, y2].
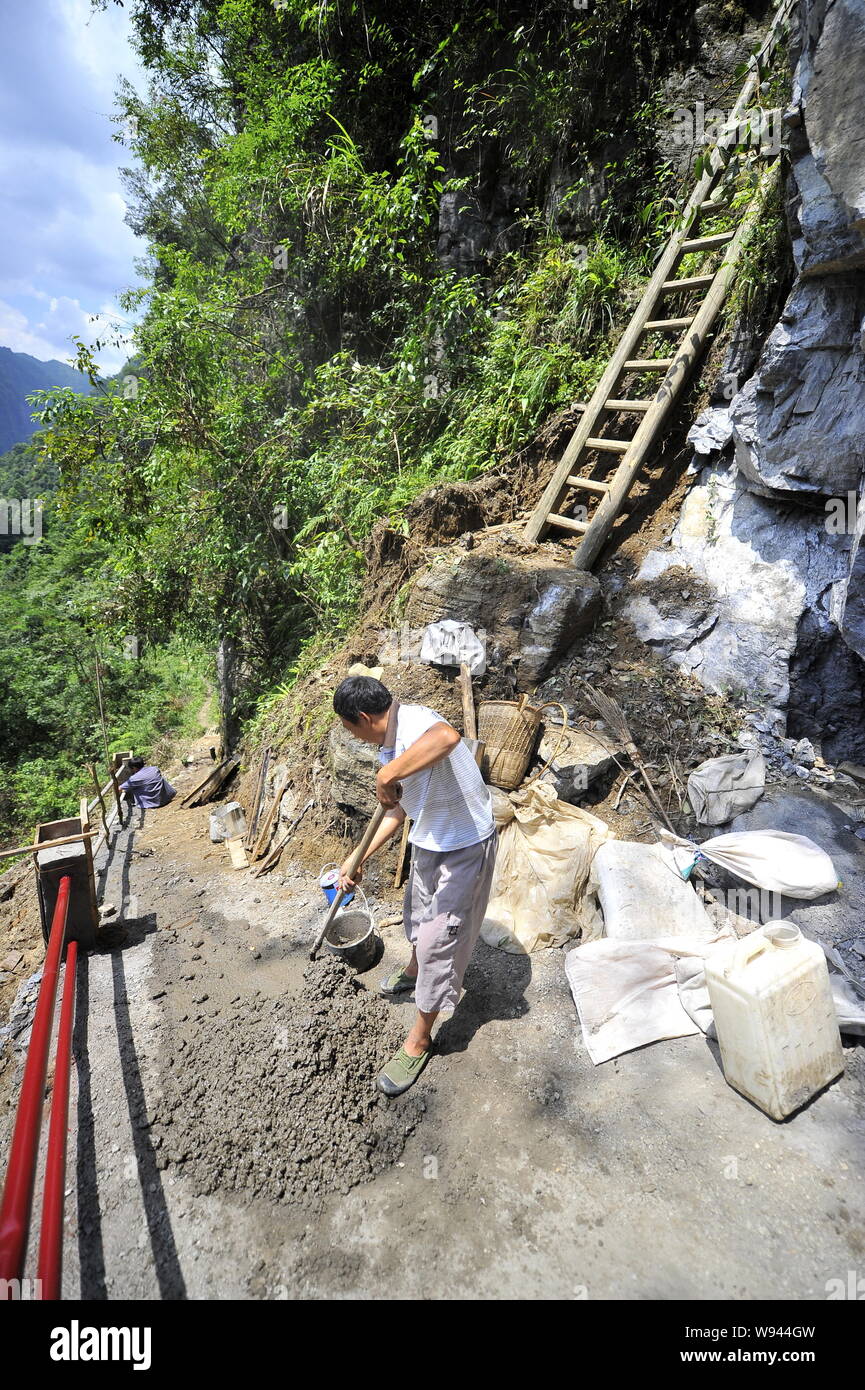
[23, 743, 859, 1301]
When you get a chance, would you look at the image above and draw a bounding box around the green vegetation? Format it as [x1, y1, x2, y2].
[34, 1, 698, 680]
[0, 444, 209, 843]
[2, 0, 790, 832]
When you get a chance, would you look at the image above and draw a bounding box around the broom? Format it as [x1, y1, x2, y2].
[579, 681, 674, 832]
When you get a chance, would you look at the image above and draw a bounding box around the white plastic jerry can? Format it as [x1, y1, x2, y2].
[705, 921, 844, 1120]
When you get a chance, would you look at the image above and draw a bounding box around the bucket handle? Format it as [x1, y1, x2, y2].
[523, 702, 570, 787]
[334, 883, 373, 926]
[318, 861, 339, 881]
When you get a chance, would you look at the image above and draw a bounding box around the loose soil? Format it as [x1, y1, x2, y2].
[151, 954, 424, 1208]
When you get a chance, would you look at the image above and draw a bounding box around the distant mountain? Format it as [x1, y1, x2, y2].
[0, 345, 93, 454]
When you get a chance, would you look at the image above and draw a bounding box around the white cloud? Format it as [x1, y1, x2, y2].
[0, 294, 131, 374]
[0, 0, 146, 372]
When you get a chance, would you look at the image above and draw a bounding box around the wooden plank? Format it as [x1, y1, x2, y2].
[244, 746, 270, 848]
[253, 798, 313, 877]
[642, 317, 694, 331]
[566, 476, 610, 494]
[194, 756, 239, 806]
[548, 513, 589, 533]
[181, 756, 239, 808]
[623, 358, 674, 370]
[586, 437, 629, 453]
[225, 837, 249, 870]
[0, 831, 97, 862]
[571, 160, 780, 572]
[181, 763, 223, 806]
[459, 663, 477, 741]
[661, 274, 715, 291]
[680, 231, 735, 251]
[251, 772, 289, 860]
[603, 399, 651, 412]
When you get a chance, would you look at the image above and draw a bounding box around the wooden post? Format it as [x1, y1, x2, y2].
[87, 764, 109, 837]
[460, 663, 477, 740]
[108, 761, 125, 827]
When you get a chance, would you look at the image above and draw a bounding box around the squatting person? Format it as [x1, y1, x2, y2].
[120, 756, 177, 810]
[333, 675, 497, 1096]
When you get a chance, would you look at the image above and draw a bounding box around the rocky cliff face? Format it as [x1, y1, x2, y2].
[628, 0, 865, 761]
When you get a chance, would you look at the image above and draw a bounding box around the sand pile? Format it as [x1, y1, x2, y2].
[152, 956, 426, 1206]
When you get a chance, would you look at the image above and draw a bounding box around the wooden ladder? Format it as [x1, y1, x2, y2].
[523, 0, 795, 568]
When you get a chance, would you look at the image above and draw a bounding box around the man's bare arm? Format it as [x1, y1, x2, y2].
[338, 805, 406, 890]
[375, 722, 460, 807]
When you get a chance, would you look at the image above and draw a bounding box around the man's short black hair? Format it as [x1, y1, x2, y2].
[128, 756, 145, 771]
[333, 676, 392, 724]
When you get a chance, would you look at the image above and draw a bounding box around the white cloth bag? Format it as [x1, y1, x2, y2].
[660, 828, 840, 899]
[687, 750, 765, 825]
[481, 781, 610, 954]
[419, 620, 486, 675]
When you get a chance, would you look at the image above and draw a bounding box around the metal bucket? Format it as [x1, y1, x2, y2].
[323, 887, 378, 972]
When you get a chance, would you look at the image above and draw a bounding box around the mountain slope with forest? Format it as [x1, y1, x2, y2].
[0, 345, 92, 453]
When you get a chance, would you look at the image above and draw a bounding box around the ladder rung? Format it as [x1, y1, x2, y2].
[680, 231, 735, 251]
[586, 437, 630, 453]
[624, 358, 674, 370]
[604, 399, 651, 412]
[548, 513, 589, 534]
[642, 318, 693, 331]
[700, 200, 728, 213]
[566, 476, 610, 495]
[661, 274, 715, 291]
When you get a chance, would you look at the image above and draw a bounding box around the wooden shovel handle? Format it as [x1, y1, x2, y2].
[309, 801, 391, 959]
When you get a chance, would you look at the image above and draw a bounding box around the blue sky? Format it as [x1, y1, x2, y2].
[0, 0, 146, 372]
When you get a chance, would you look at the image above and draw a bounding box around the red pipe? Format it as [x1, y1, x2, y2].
[0, 874, 71, 1289]
[37, 937, 78, 1300]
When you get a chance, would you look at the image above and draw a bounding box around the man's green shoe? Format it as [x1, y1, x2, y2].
[377, 1045, 431, 1096]
[379, 968, 417, 999]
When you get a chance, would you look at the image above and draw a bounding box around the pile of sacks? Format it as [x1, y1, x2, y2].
[478, 774, 864, 1066]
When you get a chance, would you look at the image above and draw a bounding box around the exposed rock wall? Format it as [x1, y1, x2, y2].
[628, 0, 865, 758]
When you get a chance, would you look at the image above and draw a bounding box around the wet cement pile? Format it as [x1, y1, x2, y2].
[151, 956, 426, 1206]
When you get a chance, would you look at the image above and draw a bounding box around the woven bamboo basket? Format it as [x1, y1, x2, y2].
[477, 695, 569, 791]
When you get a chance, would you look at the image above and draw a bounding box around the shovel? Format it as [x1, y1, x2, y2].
[309, 800, 394, 959]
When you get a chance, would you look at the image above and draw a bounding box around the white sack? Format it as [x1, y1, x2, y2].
[660, 828, 840, 900]
[687, 750, 765, 826]
[587, 839, 716, 942]
[565, 931, 734, 1064]
[481, 781, 609, 954]
[419, 619, 486, 675]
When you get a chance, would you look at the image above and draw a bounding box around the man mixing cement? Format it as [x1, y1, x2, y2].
[334, 675, 497, 1096]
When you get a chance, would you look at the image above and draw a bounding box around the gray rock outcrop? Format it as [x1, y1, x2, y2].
[328, 726, 380, 817]
[407, 549, 601, 689]
[630, 0, 865, 759]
